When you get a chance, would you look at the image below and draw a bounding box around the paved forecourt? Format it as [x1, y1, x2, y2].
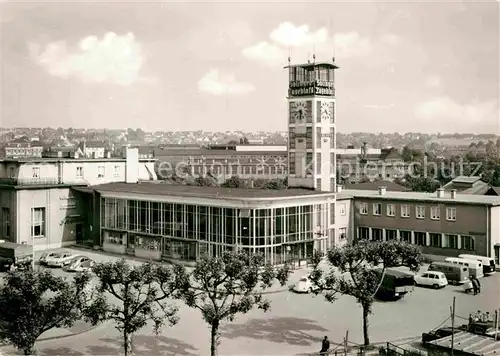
[3, 248, 497, 356]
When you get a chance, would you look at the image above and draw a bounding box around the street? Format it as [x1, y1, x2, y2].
[1, 248, 499, 355]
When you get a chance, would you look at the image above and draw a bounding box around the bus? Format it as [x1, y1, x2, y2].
[373, 268, 415, 300]
[458, 254, 496, 276]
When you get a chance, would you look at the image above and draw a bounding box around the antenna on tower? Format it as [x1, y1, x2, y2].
[329, 16, 336, 64]
[288, 45, 291, 66]
[307, 52, 310, 64]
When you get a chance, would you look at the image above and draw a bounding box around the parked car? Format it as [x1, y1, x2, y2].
[414, 271, 448, 289]
[45, 252, 78, 268]
[422, 326, 466, 343]
[293, 276, 321, 293]
[63, 256, 94, 272]
[39, 252, 61, 266]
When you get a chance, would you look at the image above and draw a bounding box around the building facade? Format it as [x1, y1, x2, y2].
[3, 137, 43, 158]
[343, 187, 500, 264]
[0, 149, 157, 249]
[92, 183, 335, 265]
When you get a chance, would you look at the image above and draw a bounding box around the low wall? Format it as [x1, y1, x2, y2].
[102, 243, 126, 255]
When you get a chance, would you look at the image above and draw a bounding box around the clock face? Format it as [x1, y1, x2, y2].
[320, 101, 331, 121]
[293, 101, 307, 121]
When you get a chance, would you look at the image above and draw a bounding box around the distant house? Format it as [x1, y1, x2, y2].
[3, 137, 43, 158]
[338, 144, 407, 184]
[43, 146, 83, 158]
[441, 176, 491, 195]
[79, 141, 107, 158]
[119, 145, 154, 159]
[343, 180, 412, 192]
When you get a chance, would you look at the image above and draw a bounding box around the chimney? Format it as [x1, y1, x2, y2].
[378, 186, 387, 195]
[125, 148, 139, 184]
[450, 189, 457, 199]
[437, 187, 445, 198]
[337, 184, 342, 193]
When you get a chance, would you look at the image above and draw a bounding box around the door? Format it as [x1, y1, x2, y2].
[75, 224, 83, 242]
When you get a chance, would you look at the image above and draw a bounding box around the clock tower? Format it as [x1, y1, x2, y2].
[285, 58, 338, 192]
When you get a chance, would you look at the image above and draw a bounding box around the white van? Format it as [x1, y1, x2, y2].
[445, 257, 483, 279]
[458, 254, 496, 276]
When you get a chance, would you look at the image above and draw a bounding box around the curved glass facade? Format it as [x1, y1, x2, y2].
[100, 197, 320, 264]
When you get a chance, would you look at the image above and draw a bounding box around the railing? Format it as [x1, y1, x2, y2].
[0, 177, 88, 186]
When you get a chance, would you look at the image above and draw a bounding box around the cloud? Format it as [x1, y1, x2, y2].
[197, 69, 255, 95]
[269, 22, 328, 47]
[28, 32, 144, 86]
[415, 97, 498, 129]
[425, 76, 441, 87]
[241, 41, 287, 65]
[242, 22, 398, 67]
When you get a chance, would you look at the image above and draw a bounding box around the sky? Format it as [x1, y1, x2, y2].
[0, 0, 499, 133]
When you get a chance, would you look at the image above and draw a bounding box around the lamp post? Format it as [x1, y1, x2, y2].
[286, 245, 293, 269]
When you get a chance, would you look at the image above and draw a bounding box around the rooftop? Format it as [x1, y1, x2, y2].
[0, 157, 156, 163]
[284, 61, 339, 69]
[344, 180, 411, 192]
[91, 182, 335, 201]
[342, 189, 500, 206]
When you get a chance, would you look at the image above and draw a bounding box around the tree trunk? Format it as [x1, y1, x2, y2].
[362, 304, 370, 346]
[123, 332, 133, 356]
[210, 321, 220, 356]
[23, 346, 35, 355]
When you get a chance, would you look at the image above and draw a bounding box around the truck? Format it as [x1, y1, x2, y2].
[0, 241, 33, 272]
[373, 268, 415, 300]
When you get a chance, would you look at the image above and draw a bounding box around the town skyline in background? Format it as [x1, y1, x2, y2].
[1, 1, 499, 133]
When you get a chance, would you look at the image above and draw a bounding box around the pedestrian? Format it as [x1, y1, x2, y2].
[471, 276, 479, 295]
[319, 336, 330, 355]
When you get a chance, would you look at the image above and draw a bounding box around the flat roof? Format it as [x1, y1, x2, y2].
[342, 189, 500, 206]
[0, 157, 156, 163]
[92, 182, 335, 201]
[284, 62, 339, 69]
[427, 331, 500, 355]
[155, 150, 286, 157]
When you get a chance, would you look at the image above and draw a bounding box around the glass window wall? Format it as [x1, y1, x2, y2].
[100, 197, 317, 264]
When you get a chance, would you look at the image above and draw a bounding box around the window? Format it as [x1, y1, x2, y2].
[306, 127, 313, 149]
[76, 166, 84, 178]
[386, 229, 397, 240]
[401, 205, 410, 218]
[400, 230, 411, 243]
[32, 166, 40, 178]
[305, 153, 313, 175]
[97, 165, 105, 178]
[416, 206, 425, 219]
[1, 208, 10, 238]
[289, 128, 296, 150]
[316, 128, 322, 149]
[338, 227, 347, 240]
[414, 232, 426, 246]
[386, 204, 396, 217]
[330, 203, 335, 224]
[114, 165, 120, 177]
[430, 206, 440, 220]
[330, 153, 335, 174]
[430, 233, 442, 247]
[446, 207, 456, 221]
[358, 227, 369, 240]
[359, 202, 368, 215]
[316, 178, 321, 189]
[330, 127, 335, 148]
[373, 203, 382, 216]
[372, 228, 383, 241]
[8, 167, 15, 178]
[460, 235, 475, 251]
[31, 207, 46, 237]
[339, 203, 346, 216]
[445, 234, 458, 249]
[316, 153, 322, 174]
